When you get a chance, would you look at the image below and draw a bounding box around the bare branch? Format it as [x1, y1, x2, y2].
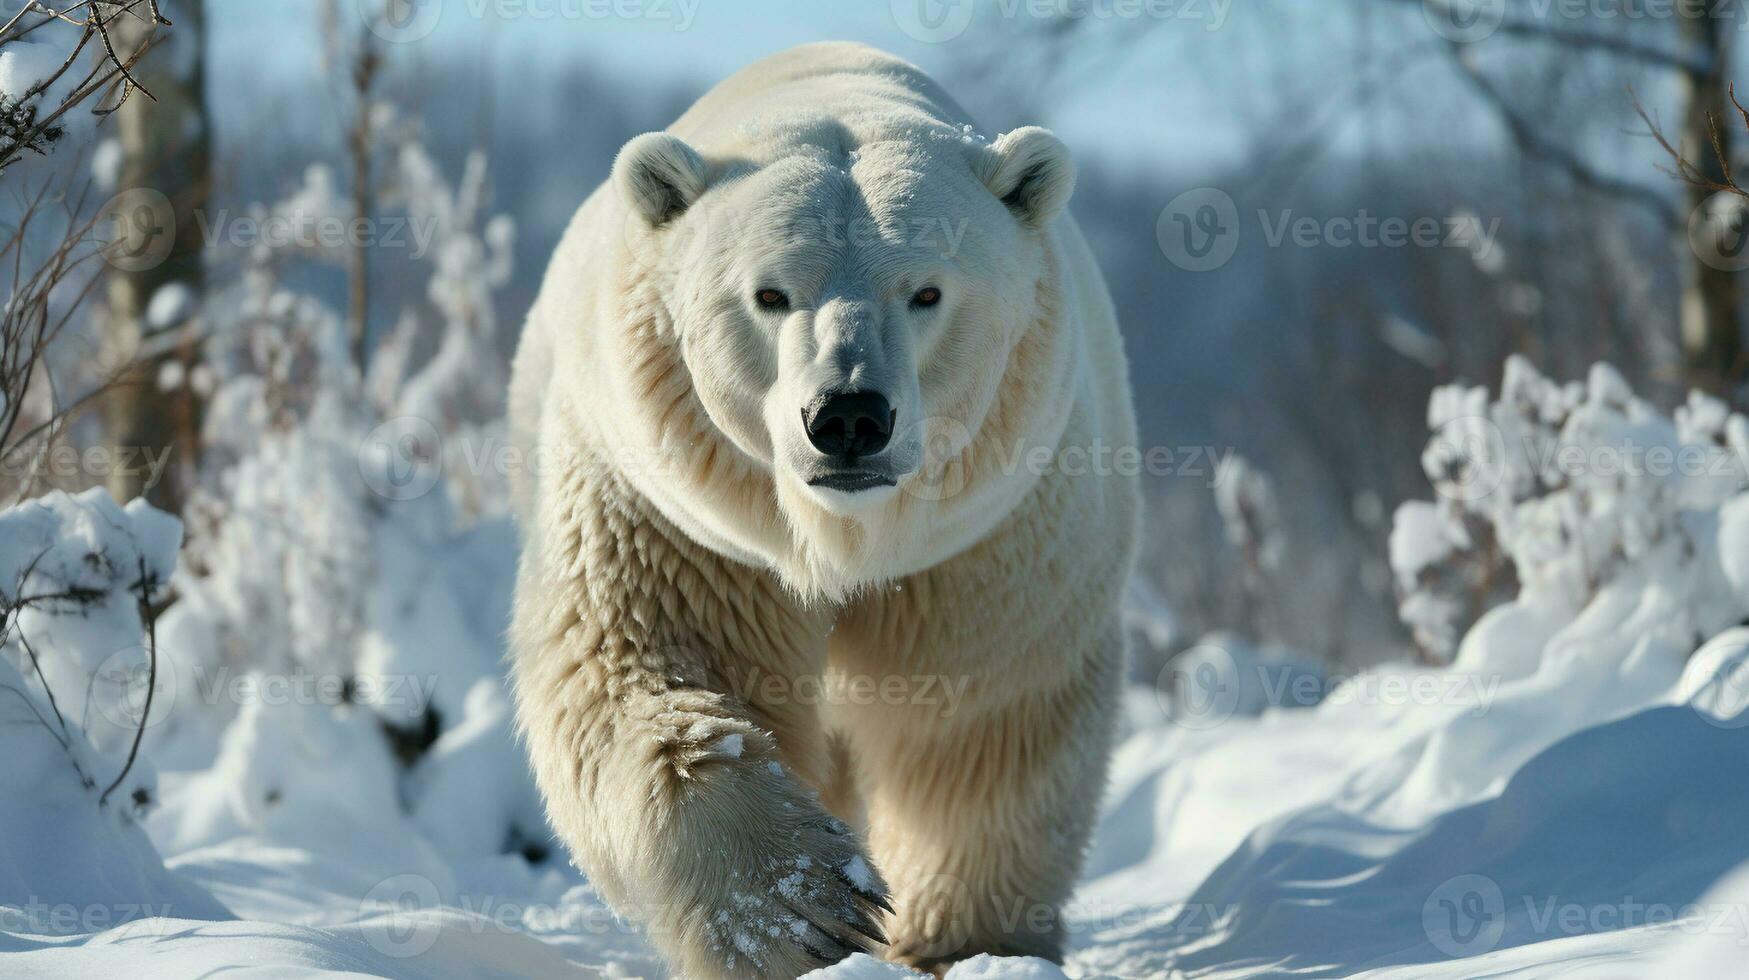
[1443, 47, 1675, 225]
[89, 0, 154, 107]
[1410, 0, 1709, 73]
[99, 554, 156, 808]
[15, 628, 70, 737]
[0, 1, 170, 172]
[1634, 83, 1749, 199]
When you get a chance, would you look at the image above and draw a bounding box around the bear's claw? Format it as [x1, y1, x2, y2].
[679, 756, 894, 977]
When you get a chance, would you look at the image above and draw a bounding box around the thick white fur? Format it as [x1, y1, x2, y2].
[508, 42, 1138, 978]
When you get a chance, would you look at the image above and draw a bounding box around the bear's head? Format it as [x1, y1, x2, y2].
[603, 122, 1081, 596]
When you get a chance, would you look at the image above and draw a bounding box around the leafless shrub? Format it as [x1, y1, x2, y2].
[0, 185, 112, 504]
[0, 0, 170, 174]
[0, 543, 166, 811]
[1635, 83, 1749, 200]
[0, 2, 179, 501]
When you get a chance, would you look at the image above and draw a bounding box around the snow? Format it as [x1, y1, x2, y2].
[1073, 702, 1749, 978]
[1676, 629, 1749, 726]
[1388, 499, 1461, 578]
[0, 10, 107, 171]
[806, 955, 1069, 980]
[0, 495, 228, 941]
[1648, 861, 1749, 976]
[808, 953, 924, 978]
[8, 353, 1749, 979]
[0, 39, 64, 103]
[144, 282, 198, 331]
[0, 913, 595, 979]
[406, 678, 546, 859]
[0, 489, 179, 608]
[841, 855, 876, 893]
[943, 956, 1069, 980]
[713, 731, 746, 759]
[89, 139, 124, 192]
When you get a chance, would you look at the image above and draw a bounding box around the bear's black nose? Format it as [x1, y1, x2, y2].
[804, 391, 894, 460]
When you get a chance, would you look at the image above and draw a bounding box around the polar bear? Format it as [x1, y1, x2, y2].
[507, 42, 1137, 978]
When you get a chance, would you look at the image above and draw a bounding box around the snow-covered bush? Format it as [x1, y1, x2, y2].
[139, 124, 541, 863]
[1392, 356, 1749, 668]
[1213, 454, 1283, 574]
[0, 489, 230, 929]
[0, 3, 126, 173]
[1359, 357, 1749, 825]
[0, 489, 179, 809]
[1211, 454, 1285, 636]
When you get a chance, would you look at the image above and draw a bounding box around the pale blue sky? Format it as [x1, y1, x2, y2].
[205, 0, 1302, 173]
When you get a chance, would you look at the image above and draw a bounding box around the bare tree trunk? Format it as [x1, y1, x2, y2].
[1678, 5, 1742, 394]
[321, 0, 381, 372]
[102, 0, 209, 510]
[345, 54, 375, 370]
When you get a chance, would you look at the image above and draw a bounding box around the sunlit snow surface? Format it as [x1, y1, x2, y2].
[4, 662, 1746, 979]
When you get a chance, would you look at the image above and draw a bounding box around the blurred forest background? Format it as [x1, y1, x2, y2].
[7, 0, 1748, 673]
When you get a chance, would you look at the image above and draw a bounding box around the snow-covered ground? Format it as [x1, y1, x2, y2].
[6, 354, 1749, 980]
[5, 630, 1747, 979]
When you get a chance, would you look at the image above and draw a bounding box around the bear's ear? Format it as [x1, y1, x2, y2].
[613, 132, 708, 226]
[977, 126, 1076, 229]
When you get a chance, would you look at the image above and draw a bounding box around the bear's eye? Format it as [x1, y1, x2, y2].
[911, 286, 942, 309]
[754, 288, 790, 312]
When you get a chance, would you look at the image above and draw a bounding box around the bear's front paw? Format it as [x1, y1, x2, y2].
[668, 764, 891, 978]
